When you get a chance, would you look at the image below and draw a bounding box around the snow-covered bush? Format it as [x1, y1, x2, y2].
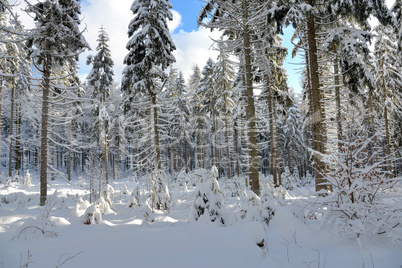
[190, 173, 225, 224]
[237, 189, 261, 223]
[261, 194, 276, 225]
[77, 176, 84, 187]
[319, 136, 402, 245]
[152, 171, 171, 211]
[282, 167, 296, 190]
[12, 172, 21, 183]
[23, 170, 32, 186]
[128, 185, 141, 208]
[83, 203, 102, 225]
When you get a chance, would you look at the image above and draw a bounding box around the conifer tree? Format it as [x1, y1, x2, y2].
[25, 0, 89, 205]
[374, 24, 402, 178]
[122, 0, 176, 170]
[199, 0, 261, 195]
[213, 42, 235, 178]
[87, 26, 115, 185]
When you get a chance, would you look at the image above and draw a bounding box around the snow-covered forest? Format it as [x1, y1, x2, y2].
[1, 0, 402, 267]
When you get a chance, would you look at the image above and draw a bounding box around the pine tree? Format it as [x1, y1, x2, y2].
[373, 24, 402, 178]
[87, 26, 114, 103]
[199, 0, 261, 195]
[25, 0, 89, 205]
[196, 58, 217, 170]
[122, 0, 176, 170]
[269, 0, 396, 192]
[213, 41, 235, 178]
[5, 14, 31, 178]
[87, 26, 115, 185]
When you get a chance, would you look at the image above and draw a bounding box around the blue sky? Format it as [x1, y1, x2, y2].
[170, 0, 303, 93]
[39, 0, 302, 92]
[19, 0, 395, 94]
[170, 0, 201, 32]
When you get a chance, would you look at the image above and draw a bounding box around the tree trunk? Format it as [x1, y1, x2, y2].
[224, 100, 231, 178]
[273, 95, 282, 186]
[243, 0, 260, 195]
[306, 4, 328, 192]
[8, 81, 15, 178]
[15, 103, 22, 173]
[369, 91, 378, 164]
[104, 131, 108, 185]
[334, 52, 343, 152]
[149, 90, 161, 170]
[67, 120, 72, 181]
[51, 122, 55, 181]
[39, 53, 51, 206]
[268, 83, 278, 187]
[382, 77, 392, 178]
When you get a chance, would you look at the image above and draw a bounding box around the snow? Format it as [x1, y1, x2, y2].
[1, 176, 401, 268]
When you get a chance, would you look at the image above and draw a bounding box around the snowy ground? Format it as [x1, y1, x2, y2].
[0, 173, 401, 268]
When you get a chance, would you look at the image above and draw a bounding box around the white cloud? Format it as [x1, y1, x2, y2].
[77, 1, 218, 85]
[16, 0, 217, 85]
[172, 28, 221, 81]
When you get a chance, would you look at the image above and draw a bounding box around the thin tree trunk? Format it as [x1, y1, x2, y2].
[224, 105, 231, 179]
[382, 77, 392, 178]
[268, 84, 278, 187]
[51, 122, 55, 181]
[243, 0, 260, 195]
[8, 82, 15, 178]
[369, 91, 378, 164]
[39, 51, 51, 206]
[273, 96, 282, 186]
[15, 103, 22, 173]
[306, 4, 328, 192]
[104, 131, 108, 185]
[149, 91, 161, 170]
[67, 120, 72, 181]
[334, 52, 343, 151]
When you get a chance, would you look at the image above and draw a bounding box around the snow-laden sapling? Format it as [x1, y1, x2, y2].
[23, 170, 32, 186]
[190, 170, 226, 224]
[320, 136, 402, 245]
[83, 203, 102, 225]
[77, 176, 84, 187]
[128, 185, 141, 208]
[151, 171, 171, 212]
[237, 189, 261, 223]
[261, 194, 276, 226]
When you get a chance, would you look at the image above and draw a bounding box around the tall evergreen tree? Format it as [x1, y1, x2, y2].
[374, 24, 402, 178]
[198, 0, 262, 195]
[25, 0, 89, 205]
[87, 26, 115, 185]
[122, 0, 176, 170]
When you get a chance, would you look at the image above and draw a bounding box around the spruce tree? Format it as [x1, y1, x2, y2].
[25, 0, 89, 205]
[122, 0, 176, 170]
[87, 26, 115, 185]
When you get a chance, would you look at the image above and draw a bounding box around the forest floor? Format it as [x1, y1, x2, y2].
[0, 173, 401, 268]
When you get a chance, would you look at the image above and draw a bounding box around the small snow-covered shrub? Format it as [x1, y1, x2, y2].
[237, 189, 262, 223]
[97, 196, 116, 215]
[128, 185, 141, 208]
[282, 167, 296, 190]
[319, 136, 402, 245]
[12, 172, 21, 183]
[261, 194, 276, 225]
[83, 203, 102, 225]
[0, 192, 33, 207]
[190, 175, 225, 224]
[77, 176, 84, 187]
[23, 170, 32, 186]
[152, 171, 171, 211]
